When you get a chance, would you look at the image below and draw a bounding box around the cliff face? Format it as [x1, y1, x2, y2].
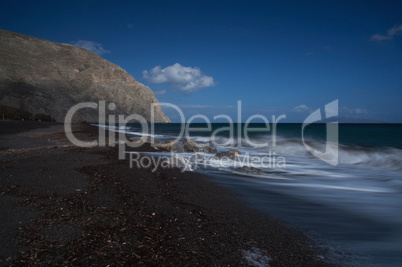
[0, 29, 170, 123]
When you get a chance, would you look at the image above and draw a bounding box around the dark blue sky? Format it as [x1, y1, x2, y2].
[1, 0, 401, 122]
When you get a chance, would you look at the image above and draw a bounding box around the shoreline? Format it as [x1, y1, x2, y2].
[0, 121, 329, 265]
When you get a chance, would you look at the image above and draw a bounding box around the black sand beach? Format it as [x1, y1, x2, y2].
[0, 121, 329, 266]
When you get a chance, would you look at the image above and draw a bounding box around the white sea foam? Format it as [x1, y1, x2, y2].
[220, 137, 402, 171]
[118, 124, 402, 265]
[243, 247, 271, 266]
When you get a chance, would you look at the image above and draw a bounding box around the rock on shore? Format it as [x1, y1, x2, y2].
[183, 139, 217, 153]
[215, 149, 241, 160]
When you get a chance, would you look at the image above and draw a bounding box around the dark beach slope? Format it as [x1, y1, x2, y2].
[0, 121, 329, 266]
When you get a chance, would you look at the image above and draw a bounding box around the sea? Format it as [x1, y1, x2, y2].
[101, 123, 402, 266]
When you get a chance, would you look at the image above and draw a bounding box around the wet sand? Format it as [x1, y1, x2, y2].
[0, 121, 329, 266]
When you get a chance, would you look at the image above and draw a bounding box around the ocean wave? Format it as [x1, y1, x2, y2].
[213, 136, 402, 171]
[114, 124, 402, 171]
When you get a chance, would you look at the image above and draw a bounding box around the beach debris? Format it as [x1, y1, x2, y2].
[228, 149, 241, 155]
[140, 136, 162, 146]
[129, 137, 140, 142]
[132, 138, 217, 154]
[243, 247, 271, 266]
[183, 139, 217, 153]
[160, 140, 184, 153]
[236, 166, 263, 175]
[215, 150, 241, 160]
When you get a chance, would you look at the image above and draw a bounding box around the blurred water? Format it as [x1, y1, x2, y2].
[107, 123, 402, 266]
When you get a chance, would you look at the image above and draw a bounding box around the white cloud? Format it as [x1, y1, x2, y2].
[154, 89, 166, 95]
[142, 63, 215, 92]
[341, 107, 368, 115]
[371, 24, 402, 41]
[370, 34, 392, 41]
[292, 104, 312, 113]
[387, 24, 402, 36]
[71, 40, 110, 55]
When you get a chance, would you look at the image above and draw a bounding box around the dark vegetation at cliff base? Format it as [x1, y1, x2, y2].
[0, 105, 55, 121]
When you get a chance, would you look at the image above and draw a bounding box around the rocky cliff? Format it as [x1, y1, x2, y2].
[0, 29, 170, 123]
